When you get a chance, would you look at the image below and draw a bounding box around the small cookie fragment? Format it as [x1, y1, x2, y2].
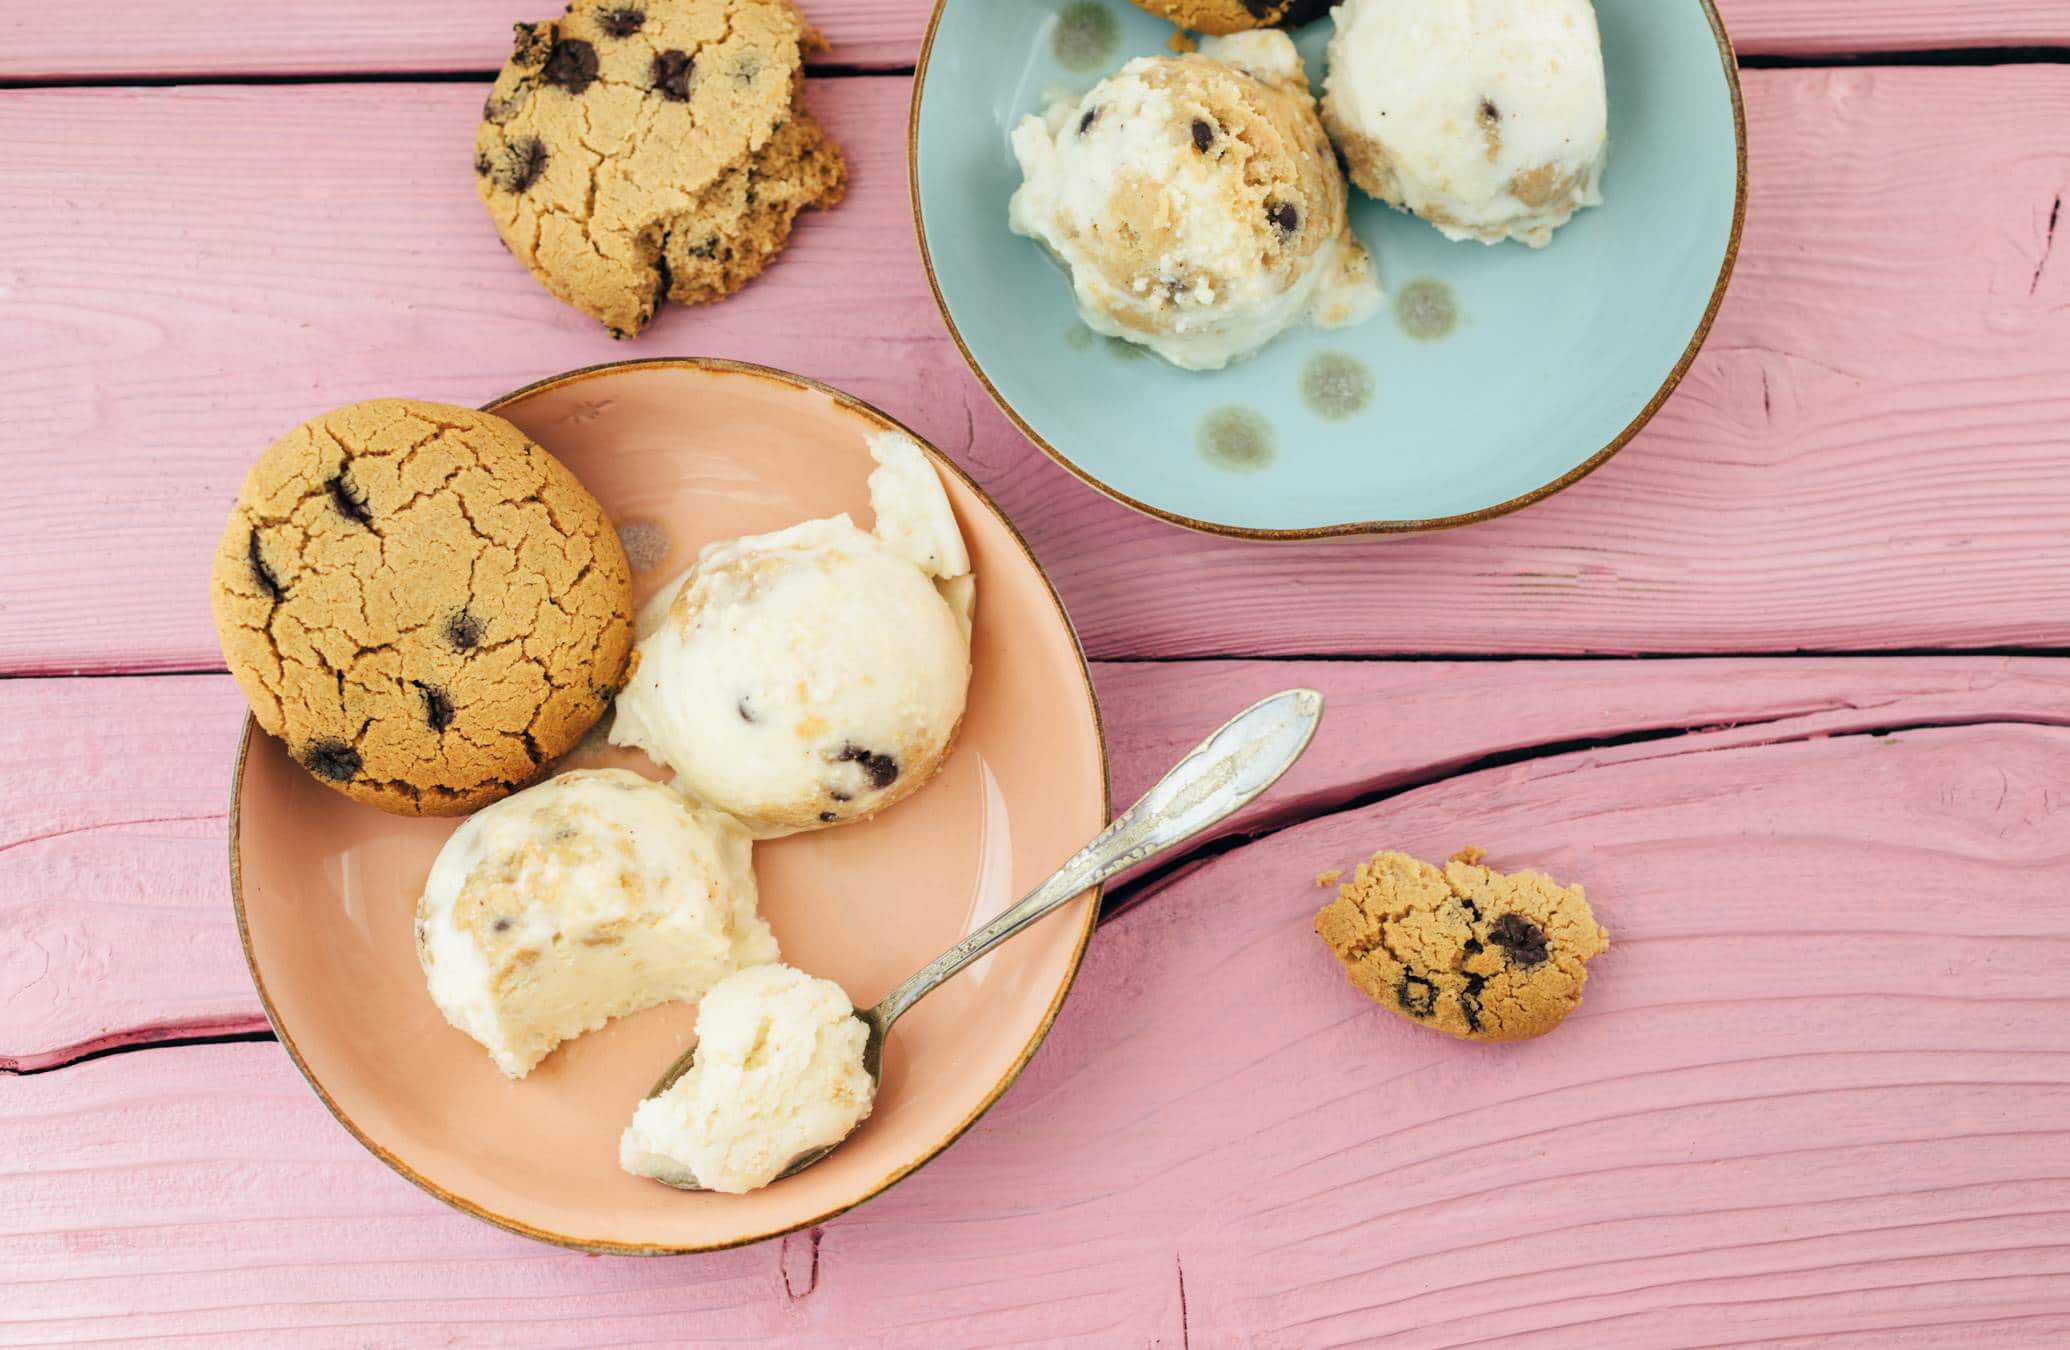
[473, 0, 847, 337]
[1127, 0, 1334, 38]
[208, 399, 635, 815]
[1314, 848, 1607, 1041]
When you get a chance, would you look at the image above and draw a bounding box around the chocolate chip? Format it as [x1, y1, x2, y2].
[828, 788, 852, 803]
[326, 474, 371, 526]
[1191, 118, 1214, 152]
[248, 531, 284, 602]
[818, 811, 837, 823]
[1396, 972, 1437, 1019]
[1280, 0, 1332, 23]
[1078, 107, 1099, 136]
[737, 696, 757, 723]
[684, 236, 718, 259]
[1479, 97, 1501, 124]
[445, 610, 483, 651]
[651, 49, 695, 101]
[1459, 972, 1486, 1032]
[1488, 913, 1549, 966]
[415, 682, 454, 732]
[490, 137, 548, 193]
[473, 149, 493, 176]
[1268, 202, 1299, 235]
[597, 6, 645, 37]
[492, 916, 513, 933]
[835, 743, 899, 790]
[302, 740, 361, 783]
[543, 38, 599, 94]
[1241, 0, 1278, 15]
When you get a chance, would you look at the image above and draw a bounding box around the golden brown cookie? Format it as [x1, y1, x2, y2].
[210, 399, 635, 815]
[1315, 847, 1609, 1041]
[1127, 0, 1333, 38]
[474, 0, 846, 337]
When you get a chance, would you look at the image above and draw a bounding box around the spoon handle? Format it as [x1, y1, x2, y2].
[870, 688, 1324, 1029]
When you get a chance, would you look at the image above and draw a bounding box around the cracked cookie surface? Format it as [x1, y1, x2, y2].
[1315, 847, 1608, 1041]
[475, 0, 847, 337]
[210, 399, 635, 816]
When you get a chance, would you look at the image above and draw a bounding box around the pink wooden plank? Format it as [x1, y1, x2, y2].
[3, 69, 2070, 670]
[7, 714, 2067, 1343]
[9, 656, 2069, 1071]
[0, 0, 2064, 80]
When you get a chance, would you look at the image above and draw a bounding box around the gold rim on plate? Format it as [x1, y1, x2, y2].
[907, 0, 1750, 541]
[228, 357, 1113, 1255]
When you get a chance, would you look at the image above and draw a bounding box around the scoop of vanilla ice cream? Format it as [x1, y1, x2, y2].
[1009, 31, 1381, 371]
[415, 769, 776, 1079]
[1323, 0, 1607, 247]
[620, 963, 875, 1194]
[609, 433, 973, 837]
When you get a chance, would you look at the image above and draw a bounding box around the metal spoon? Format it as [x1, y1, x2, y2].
[644, 687, 1324, 1191]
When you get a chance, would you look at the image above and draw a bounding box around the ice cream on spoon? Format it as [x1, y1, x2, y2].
[621, 689, 1326, 1193]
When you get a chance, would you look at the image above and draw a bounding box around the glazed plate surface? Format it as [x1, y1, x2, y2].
[913, 0, 1745, 536]
[232, 359, 1108, 1252]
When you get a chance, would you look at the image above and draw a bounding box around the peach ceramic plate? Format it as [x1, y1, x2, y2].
[230, 359, 1109, 1253]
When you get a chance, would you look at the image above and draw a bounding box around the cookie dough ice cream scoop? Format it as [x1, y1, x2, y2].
[415, 768, 777, 1078]
[609, 432, 973, 837]
[620, 963, 875, 1194]
[1323, 0, 1608, 247]
[1009, 31, 1381, 370]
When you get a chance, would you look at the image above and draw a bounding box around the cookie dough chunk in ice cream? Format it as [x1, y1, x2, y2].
[415, 769, 776, 1078]
[1323, 0, 1608, 247]
[621, 963, 875, 1193]
[610, 432, 973, 836]
[1009, 31, 1381, 371]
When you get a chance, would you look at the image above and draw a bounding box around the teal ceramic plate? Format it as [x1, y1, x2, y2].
[911, 0, 1745, 538]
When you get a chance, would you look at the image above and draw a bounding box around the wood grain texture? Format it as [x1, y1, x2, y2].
[9, 655, 2068, 1068]
[3, 68, 2070, 671]
[6, 684, 2067, 1344]
[0, 0, 2065, 79]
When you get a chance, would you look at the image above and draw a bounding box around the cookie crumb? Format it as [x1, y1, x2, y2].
[1315, 868, 1342, 887]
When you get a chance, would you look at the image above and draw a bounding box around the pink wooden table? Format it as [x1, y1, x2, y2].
[5, 1, 2070, 1343]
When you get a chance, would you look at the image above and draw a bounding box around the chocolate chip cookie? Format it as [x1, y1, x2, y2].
[1315, 847, 1609, 1041]
[1126, 0, 1333, 38]
[475, 0, 847, 337]
[210, 399, 635, 815]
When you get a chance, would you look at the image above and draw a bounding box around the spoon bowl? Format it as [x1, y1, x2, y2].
[640, 688, 1325, 1191]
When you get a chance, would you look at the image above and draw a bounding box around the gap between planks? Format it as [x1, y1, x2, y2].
[3, 0, 2070, 80]
[9, 655, 2070, 1074]
[4, 68, 2069, 667]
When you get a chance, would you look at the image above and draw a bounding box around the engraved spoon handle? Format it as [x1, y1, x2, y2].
[869, 689, 1324, 1030]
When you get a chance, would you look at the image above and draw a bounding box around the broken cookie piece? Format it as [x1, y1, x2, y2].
[472, 0, 846, 337]
[1314, 846, 1608, 1041]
